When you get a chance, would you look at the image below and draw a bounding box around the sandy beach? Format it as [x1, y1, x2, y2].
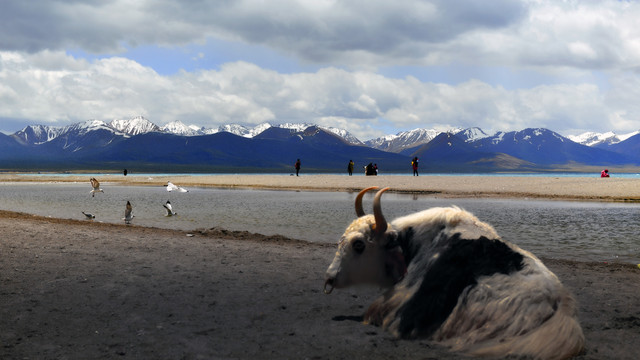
[1, 174, 639, 359]
[3, 173, 640, 201]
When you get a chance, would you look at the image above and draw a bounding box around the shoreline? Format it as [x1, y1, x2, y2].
[1, 210, 639, 359]
[0, 209, 636, 269]
[2, 173, 640, 201]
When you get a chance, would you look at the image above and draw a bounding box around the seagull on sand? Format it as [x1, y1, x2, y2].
[82, 211, 95, 219]
[90, 177, 103, 197]
[163, 200, 177, 216]
[123, 201, 134, 224]
[166, 181, 188, 192]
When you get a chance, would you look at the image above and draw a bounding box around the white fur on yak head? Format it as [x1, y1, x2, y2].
[324, 186, 406, 294]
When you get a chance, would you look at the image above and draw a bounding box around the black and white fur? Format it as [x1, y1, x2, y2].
[324, 187, 584, 360]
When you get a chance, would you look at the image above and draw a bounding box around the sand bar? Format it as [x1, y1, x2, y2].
[2, 173, 640, 201]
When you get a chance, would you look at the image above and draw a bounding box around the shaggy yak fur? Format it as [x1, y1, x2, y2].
[324, 187, 584, 360]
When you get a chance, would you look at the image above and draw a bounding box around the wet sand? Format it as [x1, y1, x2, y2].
[1, 174, 640, 359]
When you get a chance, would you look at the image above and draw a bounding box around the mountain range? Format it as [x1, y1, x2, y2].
[1, 116, 639, 173]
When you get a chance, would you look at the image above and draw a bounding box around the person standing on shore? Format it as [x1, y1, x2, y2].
[295, 159, 301, 176]
[412, 157, 419, 176]
[347, 160, 354, 176]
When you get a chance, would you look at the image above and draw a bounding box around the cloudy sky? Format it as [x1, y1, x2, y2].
[1, 0, 640, 140]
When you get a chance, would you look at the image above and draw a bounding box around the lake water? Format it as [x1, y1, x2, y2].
[0, 182, 638, 264]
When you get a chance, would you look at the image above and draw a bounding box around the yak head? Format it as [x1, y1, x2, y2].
[324, 187, 406, 294]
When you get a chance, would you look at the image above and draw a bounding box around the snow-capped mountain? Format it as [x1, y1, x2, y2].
[322, 126, 363, 145]
[618, 131, 639, 142]
[10, 117, 363, 148]
[568, 131, 640, 147]
[35, 120, 129, 153]
[568, 131, 620, 147]
[247, 123, 273, 137]
[109, 116, 161, 136]
[4, 118, 640, 172]
[487, 128, 566, 145]
[211, 122, 362, 144]
[12, 120, 127, 146]
[278, 122, 315, 133]
[454, 127, 490, 143]
[468, 128, 636, 165]
[365, 128, 450, 153]
[66, 119, 122, 135]
[217, 124, 252, 137]
[12, 124, 66, 145]
[161, 120, 207, 136]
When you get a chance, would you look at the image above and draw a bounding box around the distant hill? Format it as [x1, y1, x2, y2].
[606, 133, 640, 157]
[470, 128, 636, 166]
[406, 132, 536, 172]
[0, 134, 29, 169]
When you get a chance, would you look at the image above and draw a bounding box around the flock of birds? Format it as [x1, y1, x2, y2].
[82, 178, 186, 224]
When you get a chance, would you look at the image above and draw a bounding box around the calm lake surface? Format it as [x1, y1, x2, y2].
[1, 182, 638, 264]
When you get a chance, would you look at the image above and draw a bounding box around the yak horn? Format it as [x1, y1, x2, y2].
[355, 186, 379, 217]
[372, 187, 390, 234]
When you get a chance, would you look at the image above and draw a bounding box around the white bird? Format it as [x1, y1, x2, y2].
[82, 211, 95, 219]
[90, 177, 103, 197]
[166, 181, 188, 192]
[163, 200, 177, 216]
[123, 201, 134, 224]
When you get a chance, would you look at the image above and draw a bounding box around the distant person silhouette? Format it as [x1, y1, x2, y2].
[123, 169, 128, 176]
[348, 160, 354, 176]
[295, 159, 301, 176]
[412, 157, 419, 176]
[365, 163, 377, 176]
[601, 169, 610, 177]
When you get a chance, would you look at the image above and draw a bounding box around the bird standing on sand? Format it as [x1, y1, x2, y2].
[90, 177, 103, 197]
[163, 200, 177, 216]
[123, 201, 134, 224]
[82, 211, 95, 219]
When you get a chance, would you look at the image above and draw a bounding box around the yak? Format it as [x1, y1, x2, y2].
[324, 187, 584, 359]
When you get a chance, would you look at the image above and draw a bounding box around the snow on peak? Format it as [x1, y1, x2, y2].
[567, 131, 639, 146]
[619, 130, 640, 142]
[109, 116, 160, 136]
[13, 124, 66, 145]
[321, 126, 363, 145]
[454, 127, 489, 143]
[277, 123, 314, 133]
[217, 124, 253, 137]
[491, 131, 506, 145]
[250, 123, 273, 136]
[365, 127, 442, 153]
[161, 120, 205, 136]
[65, 120, 115, 134]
